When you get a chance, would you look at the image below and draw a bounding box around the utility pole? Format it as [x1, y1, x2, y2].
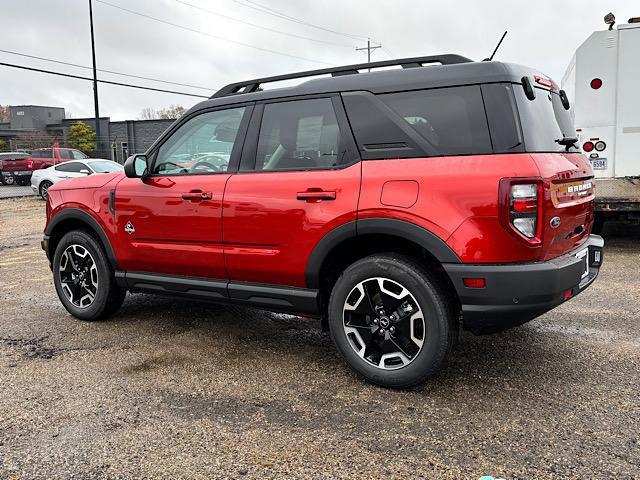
[88, 0, 101, 155]
[356, 38, 382, 68]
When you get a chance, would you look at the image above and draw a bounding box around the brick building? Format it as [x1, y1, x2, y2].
[0, 105, 175, 162]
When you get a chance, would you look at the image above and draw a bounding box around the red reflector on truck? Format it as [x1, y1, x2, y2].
[590, 78, 602, 89]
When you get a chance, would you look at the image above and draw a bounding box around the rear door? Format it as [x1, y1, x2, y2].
[115, 105, 252, 278]
[223, 95, 361, 288]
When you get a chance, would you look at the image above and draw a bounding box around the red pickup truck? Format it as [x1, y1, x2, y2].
[1, 147, 89, 185]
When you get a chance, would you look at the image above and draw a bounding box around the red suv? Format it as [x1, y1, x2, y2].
[42, 55, 604, 388]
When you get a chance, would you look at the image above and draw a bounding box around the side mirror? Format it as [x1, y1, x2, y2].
[79, 169, 91, 175]
[124, 154, 149, 178]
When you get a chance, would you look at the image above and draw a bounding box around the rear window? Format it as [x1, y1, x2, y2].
[88, 160, 123, 173]
[514, 85, 578, 152]
[379, 86, 492, 156]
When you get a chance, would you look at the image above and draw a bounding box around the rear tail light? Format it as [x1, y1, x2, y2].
[590, 78, 603, 89]
[499, 178, 543, 244]
[583, 141, 594, 152]
[26, 160, 34, 168]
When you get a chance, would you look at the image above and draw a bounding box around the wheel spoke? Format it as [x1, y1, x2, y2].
[57, 244, 98, 309]
[343, 276, 426, 371]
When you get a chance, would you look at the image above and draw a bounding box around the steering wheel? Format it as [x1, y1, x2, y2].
[157, 161, 188, 174]
[189, 155, 228, 173]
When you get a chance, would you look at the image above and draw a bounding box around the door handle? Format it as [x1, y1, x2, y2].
[297, 189, 336, 202]
[182, 190, 212, 201]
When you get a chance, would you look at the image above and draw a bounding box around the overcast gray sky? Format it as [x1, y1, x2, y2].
[1, 0, 637, 120]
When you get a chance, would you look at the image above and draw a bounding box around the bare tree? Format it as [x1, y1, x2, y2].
[0, 105, 10, 123]
[138, 105, 186, 120]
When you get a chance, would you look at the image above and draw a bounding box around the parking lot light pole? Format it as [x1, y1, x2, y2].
[88, 0, 101, 155]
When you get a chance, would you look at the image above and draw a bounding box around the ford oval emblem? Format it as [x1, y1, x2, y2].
[550, 216, 561, 228]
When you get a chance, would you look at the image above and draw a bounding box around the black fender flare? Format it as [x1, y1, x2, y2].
[44, 208, 119, 270]
[305, 217, 461, 289]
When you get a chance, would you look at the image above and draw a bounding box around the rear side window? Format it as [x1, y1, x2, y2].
[481, 83, 524, 153]
[514, 85, 578, 153]
[378, 86, 492, 156]
[34, 149, 53, 159]
[256, 98, 344, 171]
[55, 162, 85, 173]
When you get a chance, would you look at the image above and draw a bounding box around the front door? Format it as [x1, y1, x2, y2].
[223, 96, 361, 288]
[115, 105, 251, 279]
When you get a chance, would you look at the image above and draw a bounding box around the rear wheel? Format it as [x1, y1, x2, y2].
[16, 176, 30, 186]
[39, 181, 53, 200]
[52, 230, 126, 321]
[328, 254, 455, 388]
[2, 174, 15, 185]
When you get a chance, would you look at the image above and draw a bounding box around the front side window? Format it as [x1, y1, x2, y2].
[72, 150, 89, 160]
[59, 150, 74, 160]
[256, 98, 344, 171]
[153, 107, 246, 175]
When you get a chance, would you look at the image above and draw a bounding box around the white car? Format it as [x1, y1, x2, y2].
[31, 159, 123, 199]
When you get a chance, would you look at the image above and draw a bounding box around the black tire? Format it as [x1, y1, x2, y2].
[16, 177, 30, 186]
[52, 229, 126, 321]
[39, 181, 53, 200]
[3, 175, 15, 186]
[328, 254, 456, 389]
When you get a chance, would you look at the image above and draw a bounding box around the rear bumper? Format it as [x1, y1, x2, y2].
[444, 235, 604, 334]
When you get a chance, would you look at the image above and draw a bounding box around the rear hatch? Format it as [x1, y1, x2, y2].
[514, 74, 595, 259]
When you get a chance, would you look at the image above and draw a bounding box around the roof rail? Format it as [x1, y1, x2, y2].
[211, 54, 473, 98]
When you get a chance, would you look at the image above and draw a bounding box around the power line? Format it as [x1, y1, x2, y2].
[94, 0, 333, 66]
[173, 0, 353, 48]
[356, 39, 382, 64]
[0, 61, 210, 98]
[0, 48, 215, 91]
[231, 0, 368, 41]
[381, 46, 398, 59]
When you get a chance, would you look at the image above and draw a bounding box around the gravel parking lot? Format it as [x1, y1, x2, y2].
[1, 197, 638, 479]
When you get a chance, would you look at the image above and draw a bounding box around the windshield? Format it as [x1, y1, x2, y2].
[514, 84, 578, 152]
[87, 160, 123, 173]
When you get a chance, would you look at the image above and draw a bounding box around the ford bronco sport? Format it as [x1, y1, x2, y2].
[42, 55, 604, 388]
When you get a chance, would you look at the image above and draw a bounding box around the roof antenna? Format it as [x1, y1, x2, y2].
[484, 31, 508, 61]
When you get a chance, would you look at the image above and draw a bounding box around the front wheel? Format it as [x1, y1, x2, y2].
[328, 254, 456, 389]
[52, 230, 126, 321]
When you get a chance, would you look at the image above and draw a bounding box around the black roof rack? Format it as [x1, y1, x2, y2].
[211, 54, 473, 98]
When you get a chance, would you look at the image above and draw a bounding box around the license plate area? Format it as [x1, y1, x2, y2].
[575, 248, 589, 279]
[590, 158, 607, 170]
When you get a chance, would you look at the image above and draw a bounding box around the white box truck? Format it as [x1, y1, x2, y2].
[562, 14, 640, 227]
